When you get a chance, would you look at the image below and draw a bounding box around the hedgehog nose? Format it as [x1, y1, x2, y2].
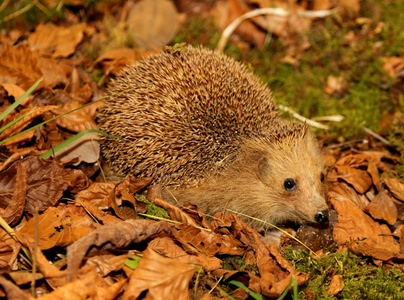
[315, 210, 329, 223]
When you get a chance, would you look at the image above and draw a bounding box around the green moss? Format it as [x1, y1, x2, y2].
[171, 16, 221, 49]
[282, 247, 404, 299]
[135, 195, 170, 220]
[221, 256, 259, 274]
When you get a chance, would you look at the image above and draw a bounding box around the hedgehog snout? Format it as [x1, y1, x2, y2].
[314, 210, 329, 223]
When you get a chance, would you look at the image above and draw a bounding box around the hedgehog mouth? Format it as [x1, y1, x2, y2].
[291, 208, 315, 224]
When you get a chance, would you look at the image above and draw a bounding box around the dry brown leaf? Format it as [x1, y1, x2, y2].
[127, 0, 179, 49]
[153, 197, 201, 227]
[28, 23, 94, 58]
[87, 254, 128, 277]
[260, 243, 309, 298]
[54, 132, 100, 165]
[210, 212, 308, 298]
[111, 176, 151, 219]
[2, 128, 35, 147]
[52, 101, 98, 132]
[328, 182, 370, 210]
[0, 83, 25, 102]
[0, 45, 42, 90]
[213, 0, 266, 48]
[173, 223, 244, 256]
[324, 75, 345, 95]
[8, 272, 43, 285]
[392, 225, 404, 253]
[95, 279, 128, 300]
[123, 246, 196, 300]
[334, 165, 373, 194]
[385, 178, 404, 201]
[1, 162, 26, 225]
[365, 191, 397, 225]
[94, 47, 152, 76]
[335, 153, 370, 168]
[327, 274, 344, 295]
[26, 242, 66, 289]
[0, 157, 87, 213]
[149, 236, 222, 271]
[0, 106, 58, 141]
[367, 161, 381, 191]
[75, 182, 116, 208]
[0, 228, 20, 270]
[381, 56, 404, 78]
[36, 266, 102, 300]
[66, 219, 173, 282]
[0, 275, 33, 300]
[16, 206, 98, 250]
[38, 57, 72, 88]
[332, 199, 402, 260]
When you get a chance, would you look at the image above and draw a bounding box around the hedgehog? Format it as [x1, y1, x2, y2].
[97, 45, 329, 228]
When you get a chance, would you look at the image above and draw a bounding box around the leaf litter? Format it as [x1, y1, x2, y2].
[0, 0, 404, 299]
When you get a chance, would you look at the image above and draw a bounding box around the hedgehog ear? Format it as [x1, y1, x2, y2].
[257, 157, 271, 183]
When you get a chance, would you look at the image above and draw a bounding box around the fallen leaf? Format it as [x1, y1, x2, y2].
[334, 165, 373, 194]
[38, 57, 71, 88]
[123, 246, 196, 300]
[385, 178, 404, 201]
[1, 162, 26, 225]
[28, 23, 94, 58]
[54, 132, 100, 165]
[173, 223, 242, 256]
[0, 83, 25, 102]
[36, 266, 103, 300]
[0, 275, 33, 300]
[365, 191, 397, 225]
[332, 199, 402, 260]
[149, 236, 222, 271]
[0, 106, 58, 141]
[0, 45, 42, 90]
[87, 254, 128, 277]
[127, 0, 179, 49]
[0, 157, 87, 213]
[0, 228, 20, 270]
[153, 197, 202, 228]
[328, 181, 370, 210]
[381, 56, 404, 78]
[52, 101, 98, 132]
[75, 182, 116, 209]
[66, 219, 174, 282]
[327, 274, 344, 295]
[16, 206, 98, 250]
[367, 161, 381, 191]
[324, 75, 346, 95]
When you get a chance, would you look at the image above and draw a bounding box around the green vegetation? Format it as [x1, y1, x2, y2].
[135, 195, 170, 220]
[173, 1, 404, 143]
[282, 246, 404, 299]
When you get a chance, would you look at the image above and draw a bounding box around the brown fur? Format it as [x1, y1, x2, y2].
[98, 45, 328, 227]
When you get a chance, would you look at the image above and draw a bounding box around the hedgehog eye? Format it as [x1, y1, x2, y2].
[320, 173, 325, 183]
[284, 178, 297, 192]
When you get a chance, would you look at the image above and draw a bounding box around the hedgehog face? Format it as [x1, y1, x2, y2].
[253, 134, 329, 225]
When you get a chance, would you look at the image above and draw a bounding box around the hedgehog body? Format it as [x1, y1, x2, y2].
[98, 45, 328, 227]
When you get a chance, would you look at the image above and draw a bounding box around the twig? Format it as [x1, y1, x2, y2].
[278, 105, 329, 130]
[0, 1, 34, 25]
[226, 208, 319, 258]
[216, 7, 338, 52]
[31, 208, 39, 297]
[0, 0, 11, 13]
[363, 127, 391, 145]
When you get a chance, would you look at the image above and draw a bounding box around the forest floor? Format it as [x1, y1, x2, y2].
[0, 0, 404, 299]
